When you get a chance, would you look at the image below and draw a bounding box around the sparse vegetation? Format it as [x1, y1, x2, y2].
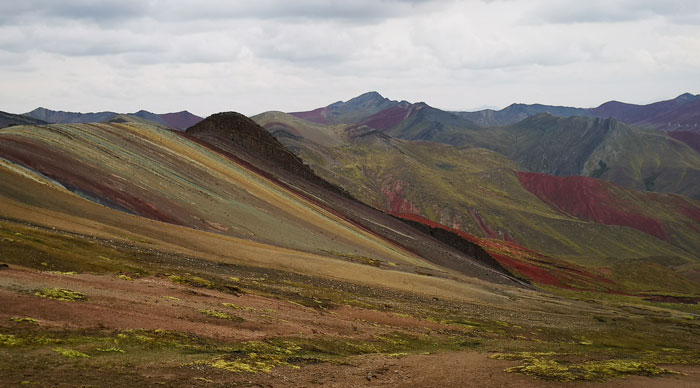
[52, 347, 90, 358]
[170, 274, 214, 288]
[10, 317, 38, 324]
[498, 352, 674, 381]
[35, 288, 85, 301]
[0, 334, 22, 347]
[199, 309, 243, 322]
[221, 302, 255, 311]
[96, 347, 125, 353]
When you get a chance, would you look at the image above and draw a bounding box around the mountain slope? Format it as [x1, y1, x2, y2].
[466, 114, 700, 200]
[186, 112, 520, 284]
[0, 111, 47, 129]
[254, 110, 700, 293]
[0, 121, 412, 264]
[0, 117, 521, 286]
[590, 93, 700, 131]
[3, 153, 699, 387]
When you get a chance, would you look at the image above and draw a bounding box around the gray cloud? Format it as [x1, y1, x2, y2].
[0, 0, 433, 25]
[528, 0, 700, 24]
[0, 0, 698, 117]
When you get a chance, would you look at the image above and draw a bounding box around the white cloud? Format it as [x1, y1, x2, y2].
[0, 0, 699, 116]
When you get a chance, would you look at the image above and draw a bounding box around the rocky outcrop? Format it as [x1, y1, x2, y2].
[186, 112, 350, 197]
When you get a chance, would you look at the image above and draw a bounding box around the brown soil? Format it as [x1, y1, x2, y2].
[2, 265, 699, 388]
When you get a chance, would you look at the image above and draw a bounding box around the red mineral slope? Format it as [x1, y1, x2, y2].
[381, 178, 420, 214]
[669, 130, 700, 154]
[360, 104, 413, 131]
[517, 172, 667, 240]
[393, 213, 616, 290]
[289, 107, 330, 124]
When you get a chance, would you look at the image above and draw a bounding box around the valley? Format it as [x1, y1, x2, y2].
[1, 93, 699, 387]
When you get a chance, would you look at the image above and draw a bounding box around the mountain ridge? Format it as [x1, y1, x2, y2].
[23, 107, 203, 130]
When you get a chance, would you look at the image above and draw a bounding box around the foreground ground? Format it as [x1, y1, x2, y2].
[1, 218, 699, 387]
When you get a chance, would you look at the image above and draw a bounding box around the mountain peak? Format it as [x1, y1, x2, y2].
[675, 92, 699, 102]
[357, 91, 384, 100]
[345, 91, 388, 105]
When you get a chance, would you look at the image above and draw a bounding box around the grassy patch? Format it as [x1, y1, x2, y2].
[52, 347, 90, 358]
[10, 317, 38, 324]
[0, 334, 23, 347]
[199, 309, 243, 322]
[35, 288, 85, 301]
[492, 352, 678, 381]
[221, 303, 255, 311]
[170, 274, 214, 288]
[96, 347, 125, 353]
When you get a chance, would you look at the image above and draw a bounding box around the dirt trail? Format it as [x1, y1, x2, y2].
[243, 352, 700, 388]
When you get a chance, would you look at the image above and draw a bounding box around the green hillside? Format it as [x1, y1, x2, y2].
[254, 111, 700, 294]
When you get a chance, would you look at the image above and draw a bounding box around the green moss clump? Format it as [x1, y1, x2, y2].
[0, 334, 23, 347]
[199, 309, 243, 321]
[53, 347, 90, 358]
[170, 275, 214, 288]
[43, 271, 77, 276]
[495, 352, 676, 381]
[221, 303, 254, 311]
[491, 352, 557, 361]
[10, 317, 39, 324]
[207, 354, 291, 373]
[96, 347, 125, 353]
[35, 288, 85, 301]
[507, 359, 672, 381]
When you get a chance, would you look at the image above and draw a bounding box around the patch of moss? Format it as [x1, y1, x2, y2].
[10, 317, 39, 324]
[96, 347, 125, 353]
[221, 303, 255, 311]
[494, 352, 677, 381]
[490, 352, 557, 361]
[507, 359, 673, 381]
[206, 354, 291, 373]
[35, 288, 85, 301]
[0, 334, 23, 347]
[52, 347, 90, 358]
[43, 271, 77, 276]
[199, 309, 243, 321]
[170, 274, 214, 288]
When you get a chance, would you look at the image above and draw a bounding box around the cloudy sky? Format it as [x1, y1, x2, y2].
[1, 0, 699, 116]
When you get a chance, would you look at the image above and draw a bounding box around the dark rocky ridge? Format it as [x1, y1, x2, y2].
[186, 112, 350, 197]
[393, 216, 521, 276]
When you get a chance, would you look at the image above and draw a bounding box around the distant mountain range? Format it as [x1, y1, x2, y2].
[0, 110, 47, 128]
[252, 91, 700, 293]
[287, 92, 700, 200]
[19, 107, 203, 130]
[292, 91, 700, 132]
